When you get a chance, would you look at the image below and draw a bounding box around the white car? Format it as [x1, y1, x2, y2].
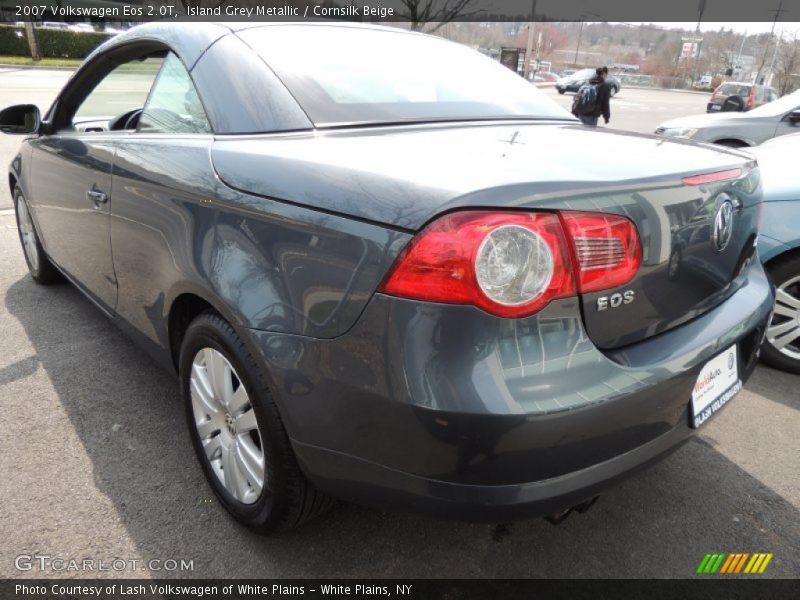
[68, 23, 96, 34]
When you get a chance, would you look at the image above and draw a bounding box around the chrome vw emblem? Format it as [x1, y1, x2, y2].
[712, 199, 734, 253]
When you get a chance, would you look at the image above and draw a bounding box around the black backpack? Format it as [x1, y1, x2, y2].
[572, 82, 599, 116]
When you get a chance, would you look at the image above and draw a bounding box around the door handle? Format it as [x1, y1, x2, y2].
[86, 190, 108, 205]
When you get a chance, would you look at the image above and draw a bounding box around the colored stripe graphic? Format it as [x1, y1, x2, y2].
[711, 553, 726, 573]
[744, 554, 760, 573]
[735, 553, 750, 573]
[704, 554, 719, 573]
[719, 553, 736, 574]
[698, 552, 773, 574]
[697, 554, 712, 574]
[758, 553, 773, 573]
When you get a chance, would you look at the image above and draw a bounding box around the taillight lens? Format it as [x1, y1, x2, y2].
[560, 211, 642, 293]
[379, 212, 575, 318]
[747, 87, 756, 109]
[682, 168, 742, 186]
[380, 210, 643, 318]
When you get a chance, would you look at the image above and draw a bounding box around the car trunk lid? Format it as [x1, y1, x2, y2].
[211, 122, 759, 348]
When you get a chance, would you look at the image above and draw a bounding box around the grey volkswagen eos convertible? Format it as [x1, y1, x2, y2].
[2, 23, 773, 532]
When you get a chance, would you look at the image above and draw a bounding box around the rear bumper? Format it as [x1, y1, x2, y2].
[248, 259, 773, 520]
[292, 421, 691, 522]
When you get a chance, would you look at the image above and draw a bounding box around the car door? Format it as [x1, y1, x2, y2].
[109, 52, 216, 347]
[28, 55, 163, 311]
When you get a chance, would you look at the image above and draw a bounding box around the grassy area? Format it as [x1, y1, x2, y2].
[0, 56, 80, 68]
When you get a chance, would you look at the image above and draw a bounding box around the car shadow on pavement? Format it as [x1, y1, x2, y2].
[743, 365, 800, 413]
[5, 274, 800, 579]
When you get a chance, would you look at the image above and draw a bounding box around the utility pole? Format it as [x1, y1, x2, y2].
[756, 0, 783, 84]
[690, 0, 707, 85]
[522, 0, 538, 79]
[735, 31, 747, 78]
[766, 30, 782, 86]
[573, 19, 585, 66]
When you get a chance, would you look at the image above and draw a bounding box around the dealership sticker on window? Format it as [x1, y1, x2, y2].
[691, 345, 741, 428]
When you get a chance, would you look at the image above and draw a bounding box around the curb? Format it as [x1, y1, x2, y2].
[622, 85, 710, 95]
[0, 63, 77, 71]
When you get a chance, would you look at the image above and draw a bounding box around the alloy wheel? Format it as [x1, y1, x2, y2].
[190, 347, 265, 504]
[16, 195, 40, 272]
[767, 276, 800, 361]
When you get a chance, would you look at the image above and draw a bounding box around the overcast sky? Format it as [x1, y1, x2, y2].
[621, 22, 800, 36]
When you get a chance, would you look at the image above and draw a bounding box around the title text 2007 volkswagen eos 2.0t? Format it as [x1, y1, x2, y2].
[2, 23, 773, 532]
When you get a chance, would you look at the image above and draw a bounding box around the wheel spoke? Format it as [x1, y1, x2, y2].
[775, 288, 800, 311]
[206, 349, 233, 408]
[234, 440, 264, 496]
[222, 442, 249, 501]
[202, 433, 223, 462]
[195, 417, 217, 440]
[235, 408, 258, 433]
[768, 319, 798, 339]
[190, 363, 219, 415]
[772, 302, 798, 319]
[228, 384, 249, 415]
[770, 325, 800, 350]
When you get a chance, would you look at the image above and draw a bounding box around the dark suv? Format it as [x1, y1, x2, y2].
[707, 82, 779, 113]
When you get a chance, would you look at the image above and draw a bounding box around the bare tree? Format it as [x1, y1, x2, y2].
[398, 0, 479, 33]
[775, 35, 800, 96]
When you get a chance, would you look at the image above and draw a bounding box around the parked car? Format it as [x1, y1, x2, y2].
[746, 133, 800, 373]
[2, 22, 772, 532]
[36, 22, 70, 31]
[530, 71, 558, 83]
[68, 23, 96, 34]
[556, 68, 621, 96]
[707, 82, 779, 113]
[655, 89, 800, 147]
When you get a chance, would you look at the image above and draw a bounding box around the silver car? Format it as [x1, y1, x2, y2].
[656, 89, 800, 147]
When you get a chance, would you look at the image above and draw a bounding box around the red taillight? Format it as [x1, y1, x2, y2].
[747, 87, 756, 109]
[560, 211, 642, 293]
[682, 168, 742, 186]
[379, 210, 642, 318]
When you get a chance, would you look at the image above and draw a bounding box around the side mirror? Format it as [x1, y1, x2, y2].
[788, 110, 800, 123]
[0, 104, 41, 135]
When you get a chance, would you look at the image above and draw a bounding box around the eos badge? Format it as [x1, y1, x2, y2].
[597, 291, 635, 311]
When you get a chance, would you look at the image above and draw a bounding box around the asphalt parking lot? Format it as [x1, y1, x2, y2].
[1, 67, 798, 579]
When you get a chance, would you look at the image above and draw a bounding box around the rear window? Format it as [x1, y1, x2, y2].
[237, 26, 573, 127]
[718, 83, 751, 97]
[570, 68, 596, 80]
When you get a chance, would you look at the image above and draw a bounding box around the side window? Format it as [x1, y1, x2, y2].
[138, 53, 211, 134]
[755, 86, 765, 103]
[72, 56, 164, 131]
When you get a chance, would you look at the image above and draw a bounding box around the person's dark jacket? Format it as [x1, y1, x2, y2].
[589, 75, 611, 122]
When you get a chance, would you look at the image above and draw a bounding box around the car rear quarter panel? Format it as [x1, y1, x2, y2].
[109, 136, 410, 360]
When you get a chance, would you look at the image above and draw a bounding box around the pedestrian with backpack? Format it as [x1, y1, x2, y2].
[571, 67, 611, 127]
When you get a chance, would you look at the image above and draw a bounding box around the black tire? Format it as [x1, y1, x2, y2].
[180, 310, 334, 533]
[761, 255, 800, 374]
[557, 89, 565, 95]
[13, 186, 63, 285]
